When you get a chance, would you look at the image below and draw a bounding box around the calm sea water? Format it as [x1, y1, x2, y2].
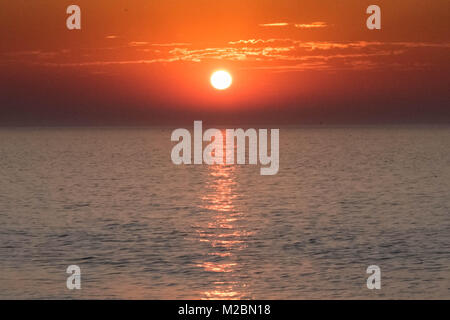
[0, 126, 449, 299]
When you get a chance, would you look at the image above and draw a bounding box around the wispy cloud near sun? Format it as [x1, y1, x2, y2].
[259, 22, 328, 29]
[294, 22, 327, 29]
[5, 39, 448, 74]
[258, 23, 290, 27]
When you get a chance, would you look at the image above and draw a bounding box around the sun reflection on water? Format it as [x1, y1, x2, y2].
[195, 161, 253, 300]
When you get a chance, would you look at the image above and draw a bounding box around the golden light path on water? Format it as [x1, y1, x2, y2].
[195, 139, 253, 299]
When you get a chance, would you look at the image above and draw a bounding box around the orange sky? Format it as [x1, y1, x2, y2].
[0, 0, 449, 125]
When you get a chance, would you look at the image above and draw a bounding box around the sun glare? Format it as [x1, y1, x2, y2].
[210, 70, 232, 90]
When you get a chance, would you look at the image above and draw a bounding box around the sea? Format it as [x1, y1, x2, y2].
[0, 126, 449, 299]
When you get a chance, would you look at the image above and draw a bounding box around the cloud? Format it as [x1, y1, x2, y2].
[228, 39, 270, 45]
[259, 22, 328, 29]
[3, 39, 448, 73]
[294, 22, 327, 29]
[258, 23, 289, 27]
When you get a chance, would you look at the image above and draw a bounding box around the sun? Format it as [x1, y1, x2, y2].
[210, 70, 232, 90]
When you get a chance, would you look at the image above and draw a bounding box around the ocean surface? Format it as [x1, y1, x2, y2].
[0, 126, 449, 299]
